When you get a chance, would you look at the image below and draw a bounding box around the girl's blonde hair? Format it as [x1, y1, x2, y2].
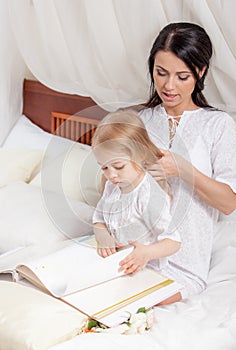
[92, 109, 168, 192]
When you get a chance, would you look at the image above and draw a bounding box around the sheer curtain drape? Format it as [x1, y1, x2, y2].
[0, 1, 26, 143]
[6, 0, 236, 116]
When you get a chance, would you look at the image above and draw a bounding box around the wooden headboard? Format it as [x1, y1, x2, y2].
[22, 79, 143, 145]
[51, 112, 99, 145]
[23, 79, 107, 135]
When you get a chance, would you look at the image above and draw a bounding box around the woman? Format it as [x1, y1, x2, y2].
[120, 22, 236, 300]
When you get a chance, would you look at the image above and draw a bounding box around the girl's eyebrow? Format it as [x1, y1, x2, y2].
[112, 161, 126, 165]
[155, 64, 191, 74]
[98, 160, 127, 167]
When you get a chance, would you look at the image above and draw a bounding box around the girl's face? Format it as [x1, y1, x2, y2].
[94, 149, 144, 194]
[153, 50, 198, 116]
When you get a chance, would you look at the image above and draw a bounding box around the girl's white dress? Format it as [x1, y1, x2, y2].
[93, 172, 181, 270]
[139, 105, 236, 297]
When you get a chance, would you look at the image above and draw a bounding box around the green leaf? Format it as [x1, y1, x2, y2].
[137, 307, 146, 313]
[87, 319, 99, 330]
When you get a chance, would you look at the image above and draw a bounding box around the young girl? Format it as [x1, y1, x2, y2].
[91, 109, 181, 280]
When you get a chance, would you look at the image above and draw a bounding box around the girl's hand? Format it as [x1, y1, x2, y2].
[118, 241, 151, 274]
[94, 224, 124, 258]
[96, 233, 124, 258]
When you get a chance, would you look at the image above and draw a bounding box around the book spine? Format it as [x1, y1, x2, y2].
[12, 270, 22, 282]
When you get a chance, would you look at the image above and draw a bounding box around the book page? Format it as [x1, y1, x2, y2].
[99, 281, 181, 327]
[0, 245, 44, 281]
[62, 268, 181, 327]
[16, 240, 133, 297]
[0, 241, 72, 275]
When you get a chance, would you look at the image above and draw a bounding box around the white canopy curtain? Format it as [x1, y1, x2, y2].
[0, 1, 26, 144]
[6, 0, 236, 116]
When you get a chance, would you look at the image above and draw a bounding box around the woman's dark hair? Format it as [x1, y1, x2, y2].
[146, 22, 213, 109]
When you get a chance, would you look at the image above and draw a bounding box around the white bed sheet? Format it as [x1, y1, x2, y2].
[50, 218, 236, 350]
[0, 182, 235, 350]
[1, 115, 236, 350]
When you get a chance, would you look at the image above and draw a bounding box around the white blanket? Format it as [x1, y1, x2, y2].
[0, 182, 235, 350]
[50, 219, 236, 350]
[1, 115, 235, 350]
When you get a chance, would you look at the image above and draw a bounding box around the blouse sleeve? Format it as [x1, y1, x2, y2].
[211, 113, 236, 193]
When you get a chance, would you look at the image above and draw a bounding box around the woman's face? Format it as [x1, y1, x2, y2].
[153, 50, 198, 116]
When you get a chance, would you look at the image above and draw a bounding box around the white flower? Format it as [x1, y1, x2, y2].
[96, 323, 130, 334]
[145, 308, 155, 329]
[127, 312, 147, 334]
[82, 307, 155, 335]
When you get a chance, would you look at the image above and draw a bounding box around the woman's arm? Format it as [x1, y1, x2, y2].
[146, 150, 236, 215]
[181, 157, 236, 215]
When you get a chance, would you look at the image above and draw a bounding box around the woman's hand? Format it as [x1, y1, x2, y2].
[146, 150, 236, 214]
[118, 241, 151, 274]
[145, 149, 194, 187]
[144, 149, 182, 180]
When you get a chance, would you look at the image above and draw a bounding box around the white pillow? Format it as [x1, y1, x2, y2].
[3, 114, 91, 151]
[0, 147, 43, 187]
[0, 182, 94, 253]
[3, 115, 100, 206]
[3, 114, 52, 149]
[0, 281, 85, 350]
[31, 142, 101, 207]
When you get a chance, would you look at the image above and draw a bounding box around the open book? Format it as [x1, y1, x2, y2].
[0, 237, 182, 327]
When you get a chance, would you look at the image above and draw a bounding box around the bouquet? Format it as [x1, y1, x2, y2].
[82, 307, 154, 335]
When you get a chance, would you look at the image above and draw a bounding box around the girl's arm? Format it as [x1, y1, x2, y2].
[146, 150, 236, 215]
[119, 239, 181, 274]
[94, 222, 124, 257]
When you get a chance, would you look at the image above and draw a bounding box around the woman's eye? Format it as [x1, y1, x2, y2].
[178, 75, 189, 81]
[157, 70, 166, 77]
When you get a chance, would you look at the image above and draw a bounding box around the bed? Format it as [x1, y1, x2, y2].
[0, 79, 236, 350]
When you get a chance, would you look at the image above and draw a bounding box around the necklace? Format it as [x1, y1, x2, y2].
[168, 116, 180, 147]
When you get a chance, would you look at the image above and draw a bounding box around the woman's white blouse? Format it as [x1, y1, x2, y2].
[93, 172, 181, 269]
[139, 105, 236, 297]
